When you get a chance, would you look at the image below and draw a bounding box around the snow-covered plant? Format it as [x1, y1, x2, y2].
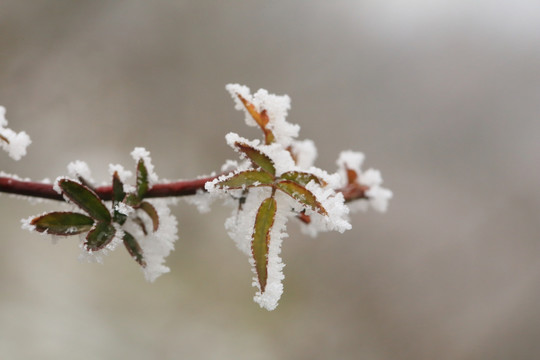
[0, 84, 392, 310]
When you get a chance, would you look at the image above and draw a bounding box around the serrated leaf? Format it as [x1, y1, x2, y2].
[123, 231, 146, 267]
[215, 170, 274, 189]
[112, 172, 127, 224]
[236, 94, 275, 144]
[136, 159, 149, 199]
[276, 180, 327, 215]
[280, 171, 326, 186]
[252, 196, 276, 292]
[138, 201, 159, 232]
[234, 142, 276, 175]
[58, 179, 111, 223]
[31, 212, 94, 235]
[85, 222, 116, 251]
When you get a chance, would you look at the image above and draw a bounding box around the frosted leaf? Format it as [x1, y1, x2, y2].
[225, 84, 299, 147]
[0, 106, 32, 161]
[252, 192, 289, 311]
[336, 151, 393, 213]
[131, 147, 158, 186]
[108, 164, 134, 192]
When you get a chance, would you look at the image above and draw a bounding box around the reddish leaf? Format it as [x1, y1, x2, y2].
[236, 94, 275, 144]
[123, 231, 146, 267]
[251, 196, 277, 292]
[234, 142, 276, 176]
[58, 179, 111, 223]
[138, 201, 159, 232]
[275, 180, 327, 215]
[31, 212, 94, 235]
[215, 170, 274, 189]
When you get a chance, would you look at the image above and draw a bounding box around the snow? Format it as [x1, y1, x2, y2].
[225, 84, 299, 147]
[0, 106, 32, 161]
[67, 160, 94, 184]
[131, 147, 158, 186]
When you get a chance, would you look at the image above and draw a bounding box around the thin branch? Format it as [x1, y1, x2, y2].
[0, 175, 368, 202]
[0, 175, 218, 201]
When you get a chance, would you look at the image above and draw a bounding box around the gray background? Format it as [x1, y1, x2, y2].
[1, 1, 540, 359]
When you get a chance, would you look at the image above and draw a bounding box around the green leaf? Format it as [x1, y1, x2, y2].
[58, 179, 111, 223]
[136, 159, 149, 199]
[251, 196, 277, 292]
[31, 212, 94, 235]
[138, 201, 159, 232]
[275, 180, 327, 215]
[279, 171, 325, 186]
[215, 170, 274, 189]
[234, 142, 276, 175]
[112, 172, 127, 225]
[123, 231, 146, 267]
[124, 193, 140, 207]
[85, 222, 116, 251]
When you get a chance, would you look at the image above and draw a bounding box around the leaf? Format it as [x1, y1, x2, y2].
[58, 179, 111, 223]
[234, 142, 276, 175]
[215, 170, 274, 189]
[85, 222, 116, 251]
[252, 196, 276, 292]
[124, 193, 140, 207]
[275, 180, 327, 215]
[31, 212, 94, 235]
[123, 231, 146, 267]
[0, 134, 9, 144]
[236, 94, 275, 144]
[346, 168, 358, 184]
[112, 172, 127, 225]
[136, 159, 149, 199]
[138, 201, 159, 232]
[280, 171, 325, 186]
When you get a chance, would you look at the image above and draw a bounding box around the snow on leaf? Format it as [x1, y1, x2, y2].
[215, 170, 274, 189]
[136, 159, 149, 199]
[58, 179, 111, 223]
[123, 231, 146, 267]
[234, 142, 276, 175]
[31, 212, 94, 235]
[138, 201, 159, 232]
[280, 171, 325, 186]
[252, 196, 277, 293]
[275, 180, 327, 215]
[85, 222, 116, 251]
[112, 171, 127, 224]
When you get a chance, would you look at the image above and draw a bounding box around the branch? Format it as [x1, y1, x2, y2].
[0, 175, 218, 201]
[0, 175, 368, 202]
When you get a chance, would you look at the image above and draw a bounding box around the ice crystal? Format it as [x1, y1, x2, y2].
[0, 106, 31, 161]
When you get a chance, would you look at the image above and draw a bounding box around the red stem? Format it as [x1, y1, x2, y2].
[0, 175, 367, 202]
[0, 176, 218, 201]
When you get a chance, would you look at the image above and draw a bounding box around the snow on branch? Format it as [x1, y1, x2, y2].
[0, 84, 392, 311]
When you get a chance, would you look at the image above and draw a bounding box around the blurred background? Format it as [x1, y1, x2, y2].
[1, 1, 540, 359]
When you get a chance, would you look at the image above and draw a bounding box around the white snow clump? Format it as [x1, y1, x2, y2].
[0, 106, 31, 160]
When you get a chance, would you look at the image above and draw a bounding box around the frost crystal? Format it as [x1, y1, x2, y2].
[0, 106, 32, 161]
